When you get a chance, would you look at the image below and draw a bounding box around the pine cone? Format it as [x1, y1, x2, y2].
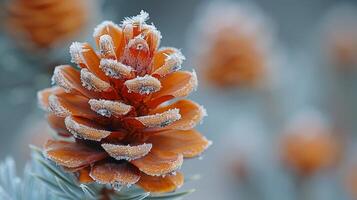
[38, 11, 210, 193]
[192, 2, 273, 88]
[280, 113, 340, 176]
[346, 162, 357, 199]
[323, 5, 357, 68]
[6, 0, 90, 48]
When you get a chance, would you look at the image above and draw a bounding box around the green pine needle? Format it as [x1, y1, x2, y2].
[0, 147, 196, 199]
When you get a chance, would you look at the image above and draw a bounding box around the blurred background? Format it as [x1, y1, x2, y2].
[0, 0, 357, 199]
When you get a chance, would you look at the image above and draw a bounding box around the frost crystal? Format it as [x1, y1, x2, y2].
[80, 68, 111, 92]
[191, 70, 198, 91]
[97, 109, 112, 117]
[51, 66, 72, 92]
[166, 51, 185, 66]
[93, 21, 120, 38]
[122, 10, 149, 27]
[48, 95, 70, 117]
[136, 108, 181, 128]
[170, 70, 198, 98]
[89, 99, 132, 117]
[99, 34, 116, 58]
[153, 49, 185, 77]
[102, 143, 153, 161]
[100, 59, 132, 79]
[124, 75, 161, 95]
[65, 116, 111, 141]
[69, 42, 84, 64]
[112, 182, 123, 191]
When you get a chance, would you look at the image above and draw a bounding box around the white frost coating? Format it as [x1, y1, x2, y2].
[93, 21, 120, 38]
[101, 143, 152, 161]
[136, 108, 181, 128]
[166, 50, 185, 65]
[88, 99, 132, 117]
[37, 89, 51, 111]
[100, 59, 133, 79]
[112, 184, 123, 191]
[171, 70, 198, 98]
[149, 24, 162, 38]
[142, 23, 162, 50]
[122, 10, 149, 26]
[176, 103, 207, 130]
[123, 23, 134, 42]
[200, 104, 208, 117]
[127, 35, 149, 51]
[69, 42, 84, 64]
[37, 90, 48, 110]
[64, 116, 111, 141]
[124, 75, 161, 95]
[80, 68, 111, 92]
[154, 49, 186, 76]
[51, 66, 71, 92]
[207, 139, 213, 147]
[121, 36, 152, 71]
[99, 34, 116, 58]
[191, 70, 198, 91]
[147, 154, 183, 176]
[198, 104, 207, 125]
[89, 163, 140, 190]
[202, 139, 213, 156]
[48, 95, 70, 117]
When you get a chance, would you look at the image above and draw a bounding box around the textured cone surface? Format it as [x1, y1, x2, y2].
[6, 0, 90, 48]
[39, 11, 210, 193]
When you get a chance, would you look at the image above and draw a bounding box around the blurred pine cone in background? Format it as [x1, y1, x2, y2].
[322, 4, 357, 69]
[280, 112, 340, 177]
[5, 0, 91, 49]
[191, 2, 274, 88]
[38, 11, 210, 193]
[346, 163, 357, 199]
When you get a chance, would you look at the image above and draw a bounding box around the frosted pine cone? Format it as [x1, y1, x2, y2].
[322, 4, 357, 68]
[38, 11, 211, 193]
[6, 0, 91, 49]
[191, 2, 274, 88]
[345, 162, 357, 199]
[280, 112, 340, 176]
